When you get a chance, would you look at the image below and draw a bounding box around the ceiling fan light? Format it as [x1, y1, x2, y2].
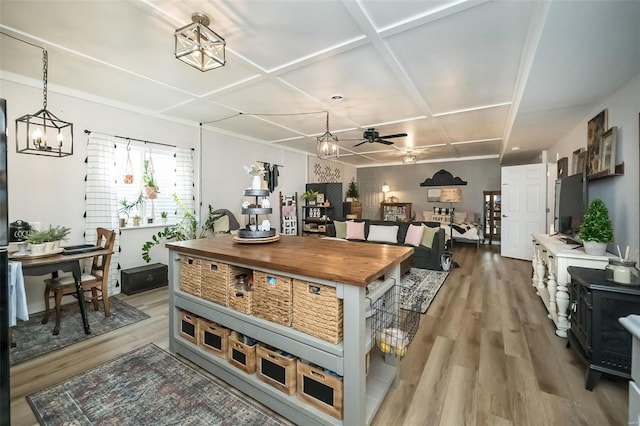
[402, 154, 416, 164]
[175, 13, 226, 72]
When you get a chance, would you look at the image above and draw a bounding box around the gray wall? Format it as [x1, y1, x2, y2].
[357, 158, 501, 221]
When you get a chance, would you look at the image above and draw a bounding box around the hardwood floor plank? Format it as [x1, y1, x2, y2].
[477, 328, 512, 421]
[439, 365, 477, 426]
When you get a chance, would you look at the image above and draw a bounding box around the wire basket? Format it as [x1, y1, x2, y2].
[369, 281, 421, 359]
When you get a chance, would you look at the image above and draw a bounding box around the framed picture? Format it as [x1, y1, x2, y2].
[557, 157, 568, 179]
[599, 126, 617, 175]
[571, 148, 585, 175]
[577, 151, 587, 173]
[316, 193, 325, 204]
[587, 109, 608, 176]
[427, 188, 441, 202]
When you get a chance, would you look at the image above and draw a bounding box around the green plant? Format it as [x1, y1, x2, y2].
[579, 199, 613, 243]
[346, 179, 359, 199]
[160, 211, 168, 219]
[142, 160, 156, 188]
[119, 193, 144, 222]
[301, 189, 318, 202]
[26, 229, 50, 244]
[141, 194, 225, 262]
[48, 225, 71, 241]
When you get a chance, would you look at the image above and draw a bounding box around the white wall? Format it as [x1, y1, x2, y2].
[1, 78, 308, 313]
[547, 71, 640, 262]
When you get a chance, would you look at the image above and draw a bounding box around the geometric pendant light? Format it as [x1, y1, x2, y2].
[316, 112, 339, 160]
[174, 12, 226, 72]
[15, 50, 74, 157]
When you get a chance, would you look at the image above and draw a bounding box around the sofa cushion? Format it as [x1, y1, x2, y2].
[367, 225, 399, 243]
[346, 220, 366, 240]
[404, 224, 424, 247]
[421, 225, 440, 248]
[333, 220, 347, 239]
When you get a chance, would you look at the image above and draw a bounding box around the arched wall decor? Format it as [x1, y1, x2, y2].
[419, 169, 467, 186]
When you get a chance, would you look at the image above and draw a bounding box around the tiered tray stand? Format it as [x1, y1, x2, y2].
[235, 188, 280, 243]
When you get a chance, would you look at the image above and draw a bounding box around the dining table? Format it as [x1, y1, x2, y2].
[10, 246, 112, 335]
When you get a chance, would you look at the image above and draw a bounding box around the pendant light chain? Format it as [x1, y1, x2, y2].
[42, 50, 48, 109]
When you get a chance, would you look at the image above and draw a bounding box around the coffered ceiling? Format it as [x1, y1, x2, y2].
[1, 1, 638, 167]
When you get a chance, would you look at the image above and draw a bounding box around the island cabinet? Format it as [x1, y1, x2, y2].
[166, 235, 413, 426]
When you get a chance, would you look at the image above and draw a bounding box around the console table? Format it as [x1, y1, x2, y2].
[532, 234, 612, 337]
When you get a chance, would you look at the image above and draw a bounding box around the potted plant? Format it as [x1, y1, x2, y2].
[132, 215, 142, 226]
[160, 211, 168, 224]
[26, 228, 50, 255]
[244, 164, 266, 189]
[579, 199, 613, 255]
[346, 179, 359, 201]
[48, 225, 71, 250]
[119, 193, 144, 227]
[142, 159, 159, 199]
[301, 189, 319, 206]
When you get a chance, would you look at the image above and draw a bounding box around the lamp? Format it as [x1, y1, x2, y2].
[175, 12, 226, 72]
[382, 183, 390, 202]
[402, 154, 416, 164]
[440, 187, 462, 268]
[15, 49, 74, 157]
[316, 112, 339, 160]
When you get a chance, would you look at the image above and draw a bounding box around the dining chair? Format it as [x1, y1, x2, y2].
[42, 227, 116, 335]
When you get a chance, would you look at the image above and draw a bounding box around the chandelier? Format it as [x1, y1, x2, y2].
[175, 12, 226, 72]
[316, 112, 339, 160]
[402, 154, 417, 164]
[15, 49, 74, 157]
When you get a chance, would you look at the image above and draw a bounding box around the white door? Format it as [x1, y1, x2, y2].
[501, 163, 547, 260]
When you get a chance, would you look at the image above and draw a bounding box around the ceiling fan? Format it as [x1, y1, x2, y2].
[351, 128, 408, 147]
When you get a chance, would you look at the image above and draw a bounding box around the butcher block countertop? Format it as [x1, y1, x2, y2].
[166, 234, 413, 287]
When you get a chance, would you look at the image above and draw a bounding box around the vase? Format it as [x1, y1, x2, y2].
[144, 185, 158, 199]
[583, 240, 607, 256]
[30, 243, 46, 255]
[251, 175, 262, 190]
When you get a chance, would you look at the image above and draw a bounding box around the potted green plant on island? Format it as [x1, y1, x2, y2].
[301, 189, 319, 206]
[579, 199, 613, 256]
[346, 178, 359, 201]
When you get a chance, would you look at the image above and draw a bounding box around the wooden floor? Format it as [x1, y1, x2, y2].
[9, 244, 628, 425]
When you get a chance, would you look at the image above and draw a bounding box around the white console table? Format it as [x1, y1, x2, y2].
[620, 315, 640, 426]
[532, 234, 612, 337]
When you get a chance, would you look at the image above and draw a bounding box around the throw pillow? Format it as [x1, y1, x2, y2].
[367, 225, 399, 243]
[345, 221, 366, 240]
[431, 214, 450, 224]
[334, 220, 347, 239]
[421, 225, 439, 248]
[213, 215, 230, 234]
[453, 211, 467, 223]
[404, 224, 424, 247]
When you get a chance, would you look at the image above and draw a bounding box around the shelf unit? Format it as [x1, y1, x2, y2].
[167, 244, 403, 425]
[380, 202, 411, 221]
[302, 205, 333, 236]
[280, 191, 299, 236]
[343, 201, 362, 220]
[483, 191, 501, 243]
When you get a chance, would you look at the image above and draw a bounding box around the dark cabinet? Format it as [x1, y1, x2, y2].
[567, 266, 640, 390]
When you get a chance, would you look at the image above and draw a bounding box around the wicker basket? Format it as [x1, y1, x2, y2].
[292, 280, 344, 343]
[228, 272, 254, 315]
[201, 261, 251, 307]
[253, 271, 293, 326]
[179, 256, 201, 297]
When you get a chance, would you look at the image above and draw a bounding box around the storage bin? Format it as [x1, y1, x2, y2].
[292, 279, 343, 343]
[201, 261, 251, 307]
[121, 263, 167, 295]
[197, 318, 229, 358]
[179, 256, 201, 297]
[253, 271, 293, 326]
[256, 344, 297, 395]
[178, 310, 198, 344]
[296, 360, 343, 419]
[228, 273, 253, 315]
[227, 333, 257, 374]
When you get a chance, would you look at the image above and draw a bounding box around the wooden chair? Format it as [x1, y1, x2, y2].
[42, 227, 116, 335]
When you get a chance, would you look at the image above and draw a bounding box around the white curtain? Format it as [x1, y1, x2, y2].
[85, 136, 120, 296]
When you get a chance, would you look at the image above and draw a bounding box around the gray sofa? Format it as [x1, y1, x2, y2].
[325, 219, 446, 271]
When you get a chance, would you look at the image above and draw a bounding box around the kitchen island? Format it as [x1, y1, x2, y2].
[166, 235, 413, 426]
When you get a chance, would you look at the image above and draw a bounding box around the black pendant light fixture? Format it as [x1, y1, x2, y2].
[316, 112, 339, 160]
[174, 12, 226, 72]
[15, 49, 73, 157]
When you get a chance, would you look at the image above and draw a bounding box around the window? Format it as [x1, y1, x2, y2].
[115, 143, 177, 223]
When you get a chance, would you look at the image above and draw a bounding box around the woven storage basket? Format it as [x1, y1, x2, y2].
[253, 271, 293, 326]
[179, 256, 201, 297]
[201, 261, 251, 307]
[292, 280, 344, 343]
[228, 274, 253, 315]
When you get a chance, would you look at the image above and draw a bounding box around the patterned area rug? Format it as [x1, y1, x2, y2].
[10, 297, 149, 366]
[28, 344, 291, 426]
[400, 268, 449, 314]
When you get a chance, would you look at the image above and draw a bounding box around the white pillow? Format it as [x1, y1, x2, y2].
[453, 211, 467, 223]
[367, 225, 399, 243]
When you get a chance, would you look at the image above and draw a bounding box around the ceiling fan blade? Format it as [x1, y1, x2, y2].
[376, 139, 394, 145]
[353, 141, 367, 147]
[379, 133, 407, 139]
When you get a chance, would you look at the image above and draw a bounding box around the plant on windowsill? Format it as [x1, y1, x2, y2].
[579, 199, 613, 256]
[141, 194, 226, 262]
[142, 159, 159, 199]
[346, 178, 359, 201]
[132, 215, 142, 227]
[118, 193, 144, 227]
[160, 211, 168, 224]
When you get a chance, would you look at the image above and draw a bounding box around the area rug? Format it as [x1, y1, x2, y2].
[400, 268, 449, 314]
[28, 344, 290, 426]
[10, 297, 149, 366]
